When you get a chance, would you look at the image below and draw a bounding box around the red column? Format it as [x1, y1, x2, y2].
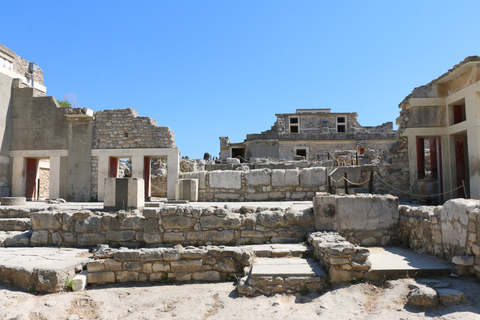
[25, 158, 39, 201]
[143, 156, 151, 199]
[453, 105, 464, 124]
[109, 157, 119, 178]
[429, 137, 437, 179]
[416, 138, 425, 179]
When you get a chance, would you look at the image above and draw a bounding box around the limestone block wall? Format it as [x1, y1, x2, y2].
[29, 206, 316, 247]
[313, 194, 400, 246]
[182, 168, 328, 202]
[93, 109, 175, 149]
[87, 246, 253, 284]
[308, 231, 371, 282]
[400, 199, 480, 258]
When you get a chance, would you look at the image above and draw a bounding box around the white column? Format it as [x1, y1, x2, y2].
[49, 156, 61, 199]
[11, 157, 25, 197]
[97, 155, 109, 201]
[131, 155, 144, 179]
[167, 149, 180, 200]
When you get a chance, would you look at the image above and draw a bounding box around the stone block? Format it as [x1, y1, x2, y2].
[75, 216, 101, 233]
[192, 271, 220, 281]
[31, 212, 62, 230]
[162, 215, 196, 229]
[106, 230, 136, 242]
[124, 261, 143, 271]
[116, 271, 139, 282]
[72, 271, 88, 291]
[143, 233, 162, 244]
[142, 208, 160, 218]
[203, 230, 234, 243]
[141, 250, 163, 261]
[256, 211, 287, 228]
[300, 167, 327, 187]
[77, 234, 106, 246]
[163, 232, 185, 242]
[209, 171, 242, 189]
[271, 169, 299, 187]
[30, 230, 49, 245]
[152, 261, 170, 272]
[104, 259, 123, 271]
[104, 178, 145, 211]
[200, 215, 241, 229]
[437, 288, 466, 305]
[170, 259, 202, 272]
[87, 271, 115, 284]
[244, 169, 271, 186]
[176, 179, 199, 202]
[408, 286, 439, 307]
[114, 250, 141, 261]
[121, 217, 144, 230]
[1, 197, 26, 206]
[87, 260, 106, 272]
[452, 255, 475, 266]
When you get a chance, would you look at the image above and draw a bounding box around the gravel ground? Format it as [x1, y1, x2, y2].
[1, 276, 480, 320]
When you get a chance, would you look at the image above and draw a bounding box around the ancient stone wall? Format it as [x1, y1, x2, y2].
[400, 199, 480, 277]
[313, 194, 400, 246]
[29, 206, 316, 247]
[87, 246, 253, 284]
[308, 231, 371, 282]
[93, 108, 175, 149]
[372, 137, 410, 200]
[182, 168, 329, 201]
[13, 54, 44, 86]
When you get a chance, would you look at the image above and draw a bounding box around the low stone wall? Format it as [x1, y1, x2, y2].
[29, 206, 316, 247]
[313, 193, 400, 246]
[182, 168, 328, 201]
[87, 246, 253, 284]
[400, 199, 480, 277]
[308, 231, 371, 282]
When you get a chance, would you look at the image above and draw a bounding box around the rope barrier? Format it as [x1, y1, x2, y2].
[373, 172, 463, 197]
[343, 177, 370, 186]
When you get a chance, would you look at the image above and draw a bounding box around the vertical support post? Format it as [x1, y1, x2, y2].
[356, 152, 358, 166]
[344, 173, 348, 195]
[416, 138, 425, 179]
[327, 175, 331, 194]
[368, 170, 374, 194]
[143, 156, 151, 199]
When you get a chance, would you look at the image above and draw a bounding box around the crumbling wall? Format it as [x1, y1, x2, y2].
[93, 108, 175, 149]
[29, 206, 316, 247]
[182, 168, 329, 201]
[308, 231, 371, 282]
[87, 246, 253, 284]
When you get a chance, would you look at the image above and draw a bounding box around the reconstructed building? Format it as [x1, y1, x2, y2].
[220, 109, 396, 161]
[0, 44, 179, 201]
[398, 56, 480, 201]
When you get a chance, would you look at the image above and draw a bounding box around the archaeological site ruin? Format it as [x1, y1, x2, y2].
[1, 43, 480, 307]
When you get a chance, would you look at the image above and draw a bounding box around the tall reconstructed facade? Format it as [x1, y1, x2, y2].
[0, 43, 179, 201]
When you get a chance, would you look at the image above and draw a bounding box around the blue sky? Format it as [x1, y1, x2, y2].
[2, 1, 480, 158]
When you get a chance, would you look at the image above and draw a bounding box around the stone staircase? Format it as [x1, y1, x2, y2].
[237, 244, 327, 296]
[0, 208, 32, 247]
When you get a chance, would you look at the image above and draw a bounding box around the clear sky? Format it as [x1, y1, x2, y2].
[2, 1, 480, 159]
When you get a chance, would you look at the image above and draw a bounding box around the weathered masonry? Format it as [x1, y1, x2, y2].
[0, 43, 179, 201]
[220, 108, 396, 162]
[398, 56, 480, 201]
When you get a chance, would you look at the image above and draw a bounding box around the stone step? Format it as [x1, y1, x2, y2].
[0, 218, 31, 231]
[239, 243, 312, 258]
[0, 230, 32, 247]
[0, 208, 30, 219]
[238, 256, 326, 296]
[0, 247, 92, 293]
[365, 247, 452, 281]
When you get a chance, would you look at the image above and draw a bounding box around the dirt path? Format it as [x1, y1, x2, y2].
[1, 277, 480, 319]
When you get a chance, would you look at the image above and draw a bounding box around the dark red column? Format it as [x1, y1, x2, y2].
[416, 138, 425, 179]
[109, 157, 119, 178]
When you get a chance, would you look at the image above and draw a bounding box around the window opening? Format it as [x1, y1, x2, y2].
[337, 116, 346, 132]
[290, 117, 299, 133]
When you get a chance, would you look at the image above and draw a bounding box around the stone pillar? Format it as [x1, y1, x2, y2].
[167, 149, 180, 200]
[97, 155, 109, 201]
[466, 93, 480, 200]
[407, 136, 419, 197]
[131, 155, 144, 179]
[467, 126, 480, 199]
[49, 156, 61, 199]
[11, 157, 25, 197]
